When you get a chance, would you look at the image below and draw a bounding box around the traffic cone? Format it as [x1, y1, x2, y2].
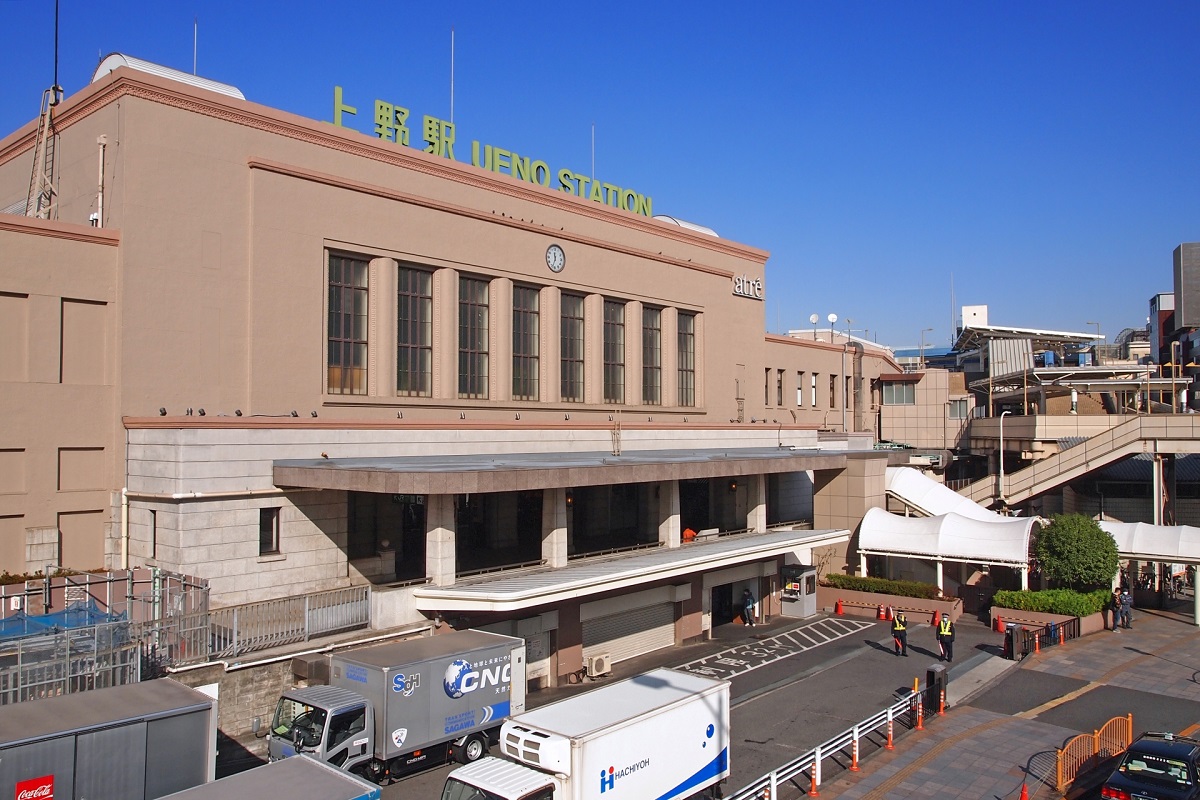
[931, 609, 941, 627]
[993, 614, 1005, 633]
[1018, 781, 1029, 800]
[877, 604, 886, 620]
[834, 599, 844, 616]
[886, 605, 894, 621]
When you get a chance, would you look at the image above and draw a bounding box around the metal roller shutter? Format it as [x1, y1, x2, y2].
[582, 602, 675, 664]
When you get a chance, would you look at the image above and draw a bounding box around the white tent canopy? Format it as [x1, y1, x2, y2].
[885, 467, 1010, 522]
[1099, 521, 1200, 562]
[860, 507, 1036, 566]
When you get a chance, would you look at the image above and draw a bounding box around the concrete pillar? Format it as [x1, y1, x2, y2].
[542, 487, 569, 568]
[813, 454, 887, 533]
[859, 552, 867, 577]
[746, 474, 767, 533]
[426, 494, 456, 587]
[1020, 566, 1029, 591]
[1153, 455, 1165, 526]
[659, 480, 681, 547]
[935, 561, 944, 594]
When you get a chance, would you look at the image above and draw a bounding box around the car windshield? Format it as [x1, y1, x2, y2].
[1118, 750, 1192, 786]
[271, 698, 328, 747]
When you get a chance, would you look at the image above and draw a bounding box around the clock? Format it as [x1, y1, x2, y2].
[545, 244, 566, 273]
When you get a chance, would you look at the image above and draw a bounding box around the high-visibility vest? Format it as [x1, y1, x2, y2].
[893, 618, 906, 632]
[938, 619, 952, 637]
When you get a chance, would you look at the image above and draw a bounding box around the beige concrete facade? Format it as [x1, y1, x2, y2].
[0, 63, 900, 674]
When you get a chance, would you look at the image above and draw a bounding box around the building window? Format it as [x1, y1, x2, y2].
[883, 382, 916, 405]
[642, 307, 662, 405]
[561, 293, 584, 402]
[777, 369, 785, 406]
[678, 312, 696, 407]
[512, 285, 540, 400]
[327, 254, 368, 395]
[829, 375, 837, 408]
[797, 371, 805, 406]
[458, 276, 489, 399]
[259, 507, 280, 555]
[948, 398, 969, 419]
[397, 265, 432, 396]
[149, 509, 157, 560]
[764, 368, 771, 405]
[811, 373, 818, 407]
[603, 300, 625, 404]
[845, 375, 852, 413]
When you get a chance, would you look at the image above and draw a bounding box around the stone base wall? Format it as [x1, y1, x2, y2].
[816, 585, 962, 622]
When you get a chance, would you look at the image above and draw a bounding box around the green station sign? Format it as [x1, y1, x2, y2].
[332, 87, 653, 217]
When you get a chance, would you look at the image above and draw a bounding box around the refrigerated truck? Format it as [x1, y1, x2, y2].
[264, 629, 526, 783]
[159, 754, 380, 800]
[441, 668, 730, 800]
[1, 678, 217, 800]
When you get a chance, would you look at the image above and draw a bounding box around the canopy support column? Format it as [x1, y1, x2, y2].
[935, 560, 944, 595]
[1193, 569, 1200, 628]
[1020, 565, 1029, 591]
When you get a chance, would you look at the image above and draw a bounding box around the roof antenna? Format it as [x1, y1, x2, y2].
[450, 26, 455, 124]
[193, 16, 198, 75]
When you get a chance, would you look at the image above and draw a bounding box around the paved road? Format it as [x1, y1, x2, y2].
[383, 613, 997, 798]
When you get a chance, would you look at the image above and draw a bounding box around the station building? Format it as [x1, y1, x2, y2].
[0, 56, 930, 685]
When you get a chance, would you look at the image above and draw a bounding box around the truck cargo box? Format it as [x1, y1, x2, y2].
[158, 754, 380, 800]
[0, 678, 217, 800]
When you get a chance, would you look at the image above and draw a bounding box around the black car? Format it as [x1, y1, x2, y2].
[1102, 732, 1200, 800]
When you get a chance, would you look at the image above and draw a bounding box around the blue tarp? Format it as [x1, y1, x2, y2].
[0, 600, 126, 641]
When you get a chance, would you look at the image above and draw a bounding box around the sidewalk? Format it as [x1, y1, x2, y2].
[818, 605, 1200, 799]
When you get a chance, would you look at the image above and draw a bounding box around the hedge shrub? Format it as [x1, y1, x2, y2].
[992, 588, 1111, 617]
[822, 574, 940, 600]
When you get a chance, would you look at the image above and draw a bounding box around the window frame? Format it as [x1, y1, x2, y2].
[259, 507, 281, 556]
[458, 276, 490, 399]
[512, 285, 540, 401]
[560, 293, 585, 402]
[642, 306, 662, 406]
[603, 300, 626, 405]
[396, 264, 433, 397]
[677, 311, 696, 407]
[327, 253, 369, 396]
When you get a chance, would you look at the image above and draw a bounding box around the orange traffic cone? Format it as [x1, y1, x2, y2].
[886, 605, 894, 621]
[932, 609, 941, 627]
[1018, 781, 1029, 800]
[993, 614, 1005, 633]
[835, 599, 844, 616]
[877, 604, 886, 620]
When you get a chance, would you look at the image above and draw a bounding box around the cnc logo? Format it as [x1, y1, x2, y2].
[443, 658, 511, 699]
[392, 671, 420, 696]
[15, 775, 54, 800]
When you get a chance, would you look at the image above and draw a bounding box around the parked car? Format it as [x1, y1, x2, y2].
[1102, 732, 1200, 800]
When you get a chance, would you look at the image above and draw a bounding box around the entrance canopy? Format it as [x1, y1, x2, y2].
[413, 528, 849, 612]
[1099, 521, 1200, 563]
[859, 507, 1036, 567]
[886, 467, 1010, 522]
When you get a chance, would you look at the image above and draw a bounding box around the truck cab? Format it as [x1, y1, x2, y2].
[267, 685, 375, 776]
[440, 757, 559, 800]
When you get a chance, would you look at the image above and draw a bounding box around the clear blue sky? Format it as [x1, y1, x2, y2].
[4, 1, 1199, 348]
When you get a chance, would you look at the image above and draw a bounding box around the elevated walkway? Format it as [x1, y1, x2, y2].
[961, 415, 1200, 506]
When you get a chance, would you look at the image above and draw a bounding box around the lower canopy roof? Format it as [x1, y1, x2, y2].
[413, 528, 849, 613]
[1100, 521, 1200, 563]
[859, 507, 1038, 566]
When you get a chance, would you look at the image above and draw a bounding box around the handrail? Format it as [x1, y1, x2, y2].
[726, 687, 923, 799]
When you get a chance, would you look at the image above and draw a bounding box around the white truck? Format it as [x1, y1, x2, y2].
[262, 630, 525, 784]
[441, 668, 730, 800]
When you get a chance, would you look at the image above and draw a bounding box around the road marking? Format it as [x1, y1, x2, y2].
[677, 618, 875, 680]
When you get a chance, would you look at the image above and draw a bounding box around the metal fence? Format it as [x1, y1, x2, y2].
[1056, 714, 1133, 791]
[0, 620, 141, 704]
[1011, 617, 1082, 659]
[207, 585, 371, 660]
[727, 687, 923, 799]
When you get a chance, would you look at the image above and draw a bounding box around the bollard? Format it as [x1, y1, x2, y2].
[886, 714, 895, 750]
[850, 733, 860, 771]
[1034, 632, 1040, 655]
[915, 693, 924, 730]
[809, 744, 821, 796]
[1058, 626, 1065, 645]
[913, 677, 919, 694]
[939, 687, 946, 716]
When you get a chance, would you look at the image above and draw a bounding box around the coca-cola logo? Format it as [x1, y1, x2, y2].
[14, 775, 53, 800]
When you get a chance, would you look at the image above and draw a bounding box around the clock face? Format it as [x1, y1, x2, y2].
[546, 244, 565, 273]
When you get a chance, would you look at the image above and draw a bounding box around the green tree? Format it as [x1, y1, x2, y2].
[1034, 513, 1119, 590]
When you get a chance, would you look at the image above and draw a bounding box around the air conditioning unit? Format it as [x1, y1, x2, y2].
[585, 653, 612, 678]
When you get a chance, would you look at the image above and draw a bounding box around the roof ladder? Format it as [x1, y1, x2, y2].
[26, 86, 62, 219]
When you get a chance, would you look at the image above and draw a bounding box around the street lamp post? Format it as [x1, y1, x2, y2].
[998, 410, 1012, 503]
[919, 328, 933, 369]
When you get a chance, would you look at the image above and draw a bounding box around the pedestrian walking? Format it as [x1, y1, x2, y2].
[742, 588, 756, 627]
[936, 615, 955, 662]
[892, 612, 908, 656]
[1119, 588, 1134, 629]
[1110, 589, 1122, 632]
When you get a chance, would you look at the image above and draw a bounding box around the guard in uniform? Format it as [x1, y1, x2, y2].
[892, 612, 908, 657]
[936, 616, 955, 662]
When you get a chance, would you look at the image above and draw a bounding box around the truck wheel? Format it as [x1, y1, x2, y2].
[458, 733, 487, 763]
